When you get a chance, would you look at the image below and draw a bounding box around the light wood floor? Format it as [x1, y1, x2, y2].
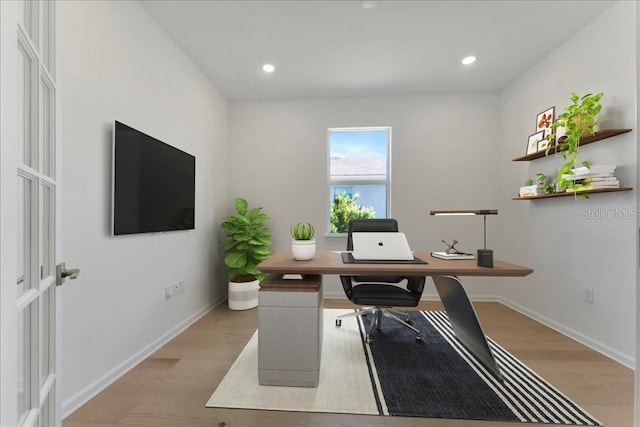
[63, 300, 634, 427]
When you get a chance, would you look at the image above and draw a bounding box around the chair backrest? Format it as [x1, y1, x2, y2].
[346, 218, 398, 251]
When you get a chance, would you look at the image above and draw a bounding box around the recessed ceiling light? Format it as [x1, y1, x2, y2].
[262, 64, 275, 73]
[462, 56, 476, 65]
[362, 1, 378, 9]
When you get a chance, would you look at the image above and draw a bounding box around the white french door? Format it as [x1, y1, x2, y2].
[1, 1, 61, 426]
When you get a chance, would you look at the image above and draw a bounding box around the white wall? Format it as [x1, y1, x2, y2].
[58, 1, 229, 416]
[498, 1, 637, 367]
[228, 94, 506, 297]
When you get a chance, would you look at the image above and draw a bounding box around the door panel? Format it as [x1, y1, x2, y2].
[4, 1, 59, 426]
[17, 174, 32, 298]
[17, 304, 32, 421]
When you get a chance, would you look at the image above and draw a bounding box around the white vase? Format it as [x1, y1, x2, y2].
[291, 239, 316, 260]
[228, 279, 259, 310]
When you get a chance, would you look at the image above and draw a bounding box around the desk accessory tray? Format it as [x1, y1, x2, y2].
[341, 252, 427, 264]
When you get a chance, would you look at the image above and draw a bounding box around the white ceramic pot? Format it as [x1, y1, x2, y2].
[291, 239, 316, 260]
[228, 279, 259, 310]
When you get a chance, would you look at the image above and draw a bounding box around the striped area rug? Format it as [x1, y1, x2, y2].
[206, 309, 600, 425]
[359, 310, 601, 425]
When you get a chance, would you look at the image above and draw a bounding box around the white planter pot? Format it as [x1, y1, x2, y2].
[291, 239, 316, 260]
[228, 279, 259, 310]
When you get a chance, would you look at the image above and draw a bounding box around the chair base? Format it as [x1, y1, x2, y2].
[335, 307, 422, 344]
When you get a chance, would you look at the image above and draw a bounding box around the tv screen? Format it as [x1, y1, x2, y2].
[112, 121, 195, 235]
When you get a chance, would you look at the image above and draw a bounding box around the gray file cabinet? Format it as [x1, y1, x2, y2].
[258, 274, 323, 387]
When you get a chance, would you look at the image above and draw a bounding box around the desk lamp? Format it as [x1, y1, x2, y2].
[429, 209, 498, 267]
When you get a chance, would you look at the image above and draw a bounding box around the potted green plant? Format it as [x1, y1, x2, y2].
[534, 172, 556, 194]
[546, 92, 603, 193]
[220, 198, 272, 310]
[291, 222, 316, 260]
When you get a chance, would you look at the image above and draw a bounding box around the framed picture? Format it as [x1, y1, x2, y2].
[526, 131, 545, 155]
[536, 106, 555, 142]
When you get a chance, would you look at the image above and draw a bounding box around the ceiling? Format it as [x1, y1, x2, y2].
[141, 0, 615, 101]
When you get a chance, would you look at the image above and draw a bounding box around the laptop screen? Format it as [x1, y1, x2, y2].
[351, 232, 414, 260]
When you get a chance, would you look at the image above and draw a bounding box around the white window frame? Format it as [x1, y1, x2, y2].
[327, 126, 392, 236]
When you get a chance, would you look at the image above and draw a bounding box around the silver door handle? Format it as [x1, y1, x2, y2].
[56, 263, 80, 286]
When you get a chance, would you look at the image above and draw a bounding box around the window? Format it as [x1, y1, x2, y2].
[328, 127, 390, 234]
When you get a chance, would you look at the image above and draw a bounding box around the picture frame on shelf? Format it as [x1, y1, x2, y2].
[536, 106, 555, 143]
[526, 131, 546, 155]
[554, 126, 566, 145]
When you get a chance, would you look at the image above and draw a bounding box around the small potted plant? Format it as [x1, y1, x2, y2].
[291, 222, 316, 260]
[220, 198, 272, 310]
[545, 92, 603, 193]
[534, 172, 556, 194]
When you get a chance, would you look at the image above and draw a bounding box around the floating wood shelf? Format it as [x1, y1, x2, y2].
[512, 129, 632, 162]
[513, 187, 633, 200]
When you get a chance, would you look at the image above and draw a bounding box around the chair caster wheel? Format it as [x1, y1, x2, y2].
[415, 335, 422, 341]
[405, 318, 412, 324]
[336, 319, 342, 327]
[366, 337, 373, 344]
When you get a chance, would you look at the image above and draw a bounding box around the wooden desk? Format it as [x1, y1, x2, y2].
[257, 251, 533, 384]
[259, 251, 533, 277]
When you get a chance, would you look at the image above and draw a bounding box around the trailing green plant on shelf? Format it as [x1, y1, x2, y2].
[220, 198, 272, 282]
[291, 222, 315, 241]
[545, 92, 603, 193]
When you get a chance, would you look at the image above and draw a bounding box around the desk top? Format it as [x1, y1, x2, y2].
[258, 251, 533, 277]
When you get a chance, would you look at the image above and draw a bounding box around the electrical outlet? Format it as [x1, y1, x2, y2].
[583, 288, 594, 304]
[166, 281, 185, 299]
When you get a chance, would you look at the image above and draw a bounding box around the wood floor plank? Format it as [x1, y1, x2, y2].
[63, 300, 634, 427]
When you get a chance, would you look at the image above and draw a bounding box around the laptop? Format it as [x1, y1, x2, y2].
[351, 232, 414, 261]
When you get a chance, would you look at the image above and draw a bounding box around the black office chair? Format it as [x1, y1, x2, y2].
[335, 219, 426, 344]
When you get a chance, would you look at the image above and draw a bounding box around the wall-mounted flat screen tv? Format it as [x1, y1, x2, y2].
[112, 121, 195, 235]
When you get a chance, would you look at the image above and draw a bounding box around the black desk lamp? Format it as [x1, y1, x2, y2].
[429, 209, 498, 267]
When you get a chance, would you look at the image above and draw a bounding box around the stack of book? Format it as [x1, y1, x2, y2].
[518, 183, 544, 197]
[561, 164, 619, 192]
[431, 251, 475, 260]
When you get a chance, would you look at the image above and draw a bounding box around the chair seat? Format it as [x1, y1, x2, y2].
[350, 284, 420, 307]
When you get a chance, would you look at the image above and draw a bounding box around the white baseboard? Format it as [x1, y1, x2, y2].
[497, 296, 635, 369]
[61, 297, 226, 419]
